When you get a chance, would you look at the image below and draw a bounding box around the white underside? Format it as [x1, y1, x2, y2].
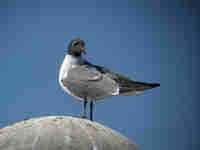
[119, 91, 141, 96]
[59, 55, 84, 100]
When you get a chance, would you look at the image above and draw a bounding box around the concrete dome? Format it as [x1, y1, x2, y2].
[0, 116, 141, 150]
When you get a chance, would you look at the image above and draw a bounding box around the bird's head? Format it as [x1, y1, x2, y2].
[67, 38, 87, 57]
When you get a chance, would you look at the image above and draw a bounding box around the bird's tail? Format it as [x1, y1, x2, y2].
[119, 81, 160, 96]
[135, 82, 160, 91]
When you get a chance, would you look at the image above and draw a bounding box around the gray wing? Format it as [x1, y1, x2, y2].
[61, 65, 118, 99]
[90, 64, 160, 93]
[68, 65, 103, 81]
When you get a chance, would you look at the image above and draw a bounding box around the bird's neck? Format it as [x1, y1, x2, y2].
[59, 54, 84, 82]
[64, 54, 83, 66]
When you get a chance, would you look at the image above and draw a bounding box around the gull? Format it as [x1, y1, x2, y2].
[59, 38, 160, 121]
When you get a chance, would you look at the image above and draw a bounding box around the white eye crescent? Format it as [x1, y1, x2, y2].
[72, 41, 79, 46]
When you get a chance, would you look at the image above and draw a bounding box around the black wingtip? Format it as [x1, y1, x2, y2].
[151, 83, 160, 88]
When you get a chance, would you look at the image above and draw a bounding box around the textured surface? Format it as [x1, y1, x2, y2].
[0, 116, 140, 150]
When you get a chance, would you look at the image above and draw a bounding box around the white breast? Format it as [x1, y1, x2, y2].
[59, 54, 85, 100]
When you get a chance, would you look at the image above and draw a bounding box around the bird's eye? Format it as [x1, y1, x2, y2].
[72, 41, 79, 46]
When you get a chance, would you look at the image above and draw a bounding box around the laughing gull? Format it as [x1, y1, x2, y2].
[59, 38, 160, 121]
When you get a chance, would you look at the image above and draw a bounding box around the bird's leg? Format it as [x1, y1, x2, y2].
[82, 98, 87, 119]
[90, 101, 94, 121]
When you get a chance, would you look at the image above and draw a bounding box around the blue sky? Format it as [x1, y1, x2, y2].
[0, 0, 199, 150]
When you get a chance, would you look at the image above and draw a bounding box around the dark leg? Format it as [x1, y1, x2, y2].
[90, 101, 94, 121]
[82, 98, 87, 119]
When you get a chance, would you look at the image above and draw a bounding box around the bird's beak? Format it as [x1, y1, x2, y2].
[81, 48, 87, 55]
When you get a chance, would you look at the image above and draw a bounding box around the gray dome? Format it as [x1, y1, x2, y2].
[0, 116, 141, 150]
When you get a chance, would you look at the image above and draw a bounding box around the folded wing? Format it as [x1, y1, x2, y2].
[61, 65, 118, 100]
[91, 64, 160, 96]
